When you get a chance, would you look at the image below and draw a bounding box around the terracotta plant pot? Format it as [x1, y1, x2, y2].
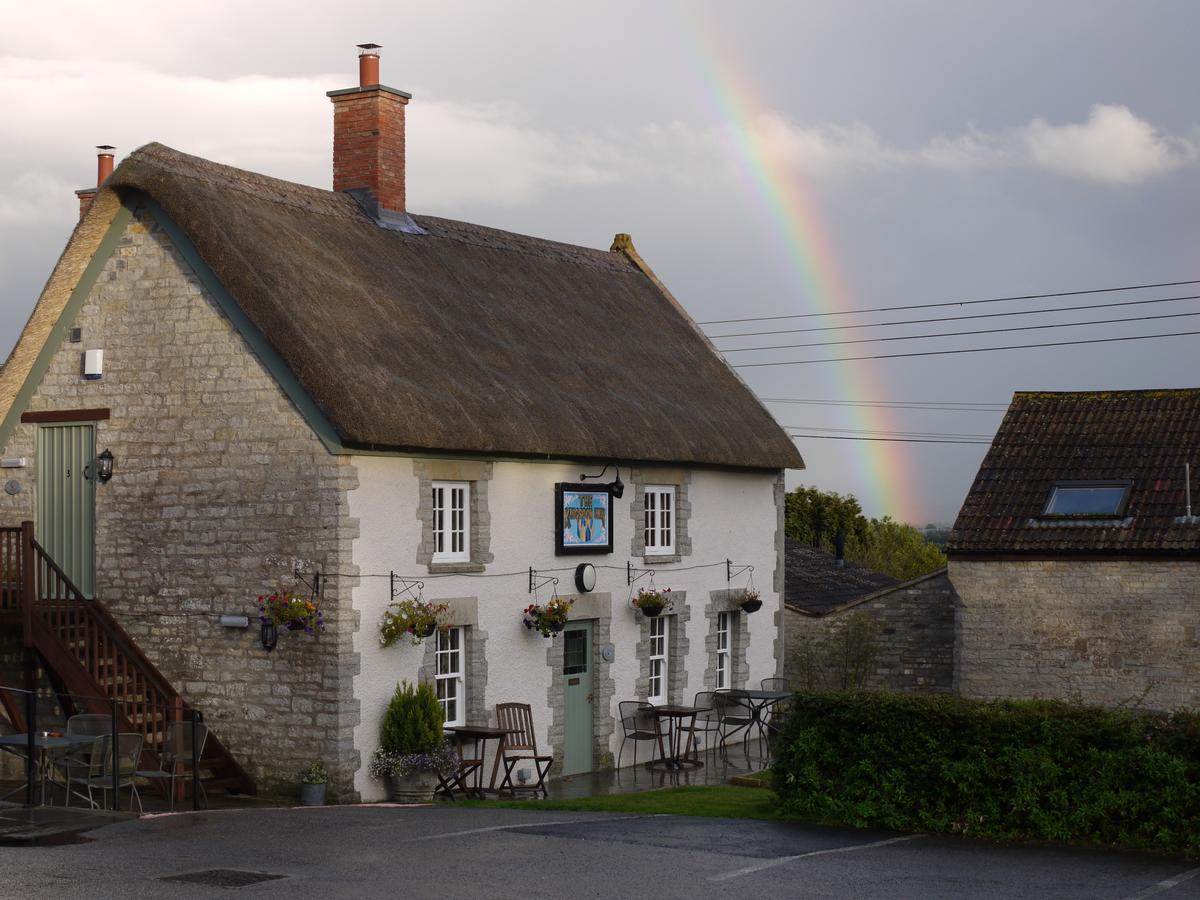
[386, 770, 439, 803]
[739, 598, 763, 614]
[299, 782, 327, 806]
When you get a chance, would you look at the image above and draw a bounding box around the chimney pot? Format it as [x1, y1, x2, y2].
[357, 43, 381, 87]
[96, 145, 116, 186]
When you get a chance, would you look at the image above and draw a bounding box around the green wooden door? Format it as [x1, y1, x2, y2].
[37, 424, 96, 597]
[562, 620, 594, 775]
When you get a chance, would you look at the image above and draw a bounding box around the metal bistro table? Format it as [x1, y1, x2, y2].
[648, 705, 705, 770]
[444, 725, 518, 797]
[736, 689, 792, 751]
[0, 733, 96, 805]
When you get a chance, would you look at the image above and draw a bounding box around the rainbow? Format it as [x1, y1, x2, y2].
[664, 8, 918, 522]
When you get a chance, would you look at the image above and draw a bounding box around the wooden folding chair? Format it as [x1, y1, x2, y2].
[494, 703, 553, 797]
[436, 737, 483, 800]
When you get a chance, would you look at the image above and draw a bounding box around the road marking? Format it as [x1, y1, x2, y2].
[1123, 866, 1200, 899]
[413, 814, 653, 841]
[708, 834, 927, 882]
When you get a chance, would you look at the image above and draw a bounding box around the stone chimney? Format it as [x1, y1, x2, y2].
[75, 145, 115, 220]
[327, 44, 415, 224]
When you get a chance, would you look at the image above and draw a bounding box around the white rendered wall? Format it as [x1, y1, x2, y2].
[349, 457, 780, 800]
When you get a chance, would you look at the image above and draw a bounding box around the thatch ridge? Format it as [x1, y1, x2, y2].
[98, 143, 801, 470]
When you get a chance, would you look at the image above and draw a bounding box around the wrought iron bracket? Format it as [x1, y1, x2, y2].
[390, 572, 425, 602]
[528, 567, 559, 595]
[627, 560, 655, 587]
[726, 559, 754, 587]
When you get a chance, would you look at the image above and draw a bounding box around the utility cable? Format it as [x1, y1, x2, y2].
[732, 328, 1200, 368]
[697, 278, 1200, 325]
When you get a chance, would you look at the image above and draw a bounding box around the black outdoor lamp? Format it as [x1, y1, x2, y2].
[96, 449, 115, 483]
[580, 464, 624, 499]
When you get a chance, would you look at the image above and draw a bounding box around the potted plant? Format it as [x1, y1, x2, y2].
[379, 597, 449, 647]
[299, 760, 327, 806]
[630, 587, 672, 617]
[258, 590, 324, 650]
[522, 595, 573, 637]
[735, 588, 762, 614]
[367, 681, 458, 802]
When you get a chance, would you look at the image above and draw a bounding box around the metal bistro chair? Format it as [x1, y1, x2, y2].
[617, 701, 659, 769]
[495, 703, 553, 797]
[679, 692, 720, 763]
[68, 733, 144, 812]
[135, 720, 210, 811]
[713, 690, 757, 766]
[59, 714, 114, 806]
[761, 677, 793, 741]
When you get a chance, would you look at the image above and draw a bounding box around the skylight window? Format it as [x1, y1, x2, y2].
[1042, 482, 1131, 518]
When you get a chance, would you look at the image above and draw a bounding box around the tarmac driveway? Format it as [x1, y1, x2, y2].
[0, 805, 1197, 899]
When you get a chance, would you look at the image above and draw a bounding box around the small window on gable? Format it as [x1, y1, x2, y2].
[644, 485, 675, 556]
[1042, 481, 1131, 518]
[432, 481, 470, 562]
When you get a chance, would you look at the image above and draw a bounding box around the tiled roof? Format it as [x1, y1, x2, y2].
[948, 388, 1200, 555]
[783, 541, 899, 613]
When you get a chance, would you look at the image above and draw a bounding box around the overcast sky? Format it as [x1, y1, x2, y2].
[2, 1, 1197, 525]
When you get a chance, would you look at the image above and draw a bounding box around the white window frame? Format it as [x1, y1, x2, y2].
[431, 481, 470, 563]
[644, 484, 676, 556]
[648, 616, 669, 705]
[716, 612, 731, 690]
[435, 626, 465, 727]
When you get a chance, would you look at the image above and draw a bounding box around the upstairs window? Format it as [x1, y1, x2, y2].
[432, 481, 470, 562]
[644, 485, 676, 555]
[1042, 481, 1131, 518]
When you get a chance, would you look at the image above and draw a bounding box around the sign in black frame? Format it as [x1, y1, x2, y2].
[554, 482, 615, 556]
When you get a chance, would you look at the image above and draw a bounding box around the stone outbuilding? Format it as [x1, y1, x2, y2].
[0, 47, 801, 800]
[949, 388, 1200, 709]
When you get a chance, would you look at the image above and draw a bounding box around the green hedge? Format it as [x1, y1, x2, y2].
[772, 692, 1200, 855]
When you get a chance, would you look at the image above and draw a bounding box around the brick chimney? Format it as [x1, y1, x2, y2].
[75, 145, 115, 221]
[327, 44, 414, 223]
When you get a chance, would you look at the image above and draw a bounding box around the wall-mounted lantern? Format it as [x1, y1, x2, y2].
[96, 449, 115, 483]
[261, 621, 279, 652]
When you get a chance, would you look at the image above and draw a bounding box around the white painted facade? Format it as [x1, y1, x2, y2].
[349, 456, 782, 801]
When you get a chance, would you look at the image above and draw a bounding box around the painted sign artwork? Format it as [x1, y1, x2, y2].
[555, 484, 614, 555]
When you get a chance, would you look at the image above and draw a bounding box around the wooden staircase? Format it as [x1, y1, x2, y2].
[0, 522, 254, 797]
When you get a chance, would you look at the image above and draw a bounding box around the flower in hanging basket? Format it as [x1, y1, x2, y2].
[258, 590, 324, 636]
[631, 587, 672, 616]
[379, 597, 449, 648]
[735, 588, 763, 613]
[522, 596, 573, 637]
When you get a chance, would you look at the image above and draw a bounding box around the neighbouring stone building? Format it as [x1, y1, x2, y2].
[0, 47, 800, 800]
[948, 388, 1200, 710]
[783, 542, 958, 693]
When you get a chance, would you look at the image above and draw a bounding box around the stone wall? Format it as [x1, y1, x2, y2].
[952, 559, 1200, 709]
[0, 203, 360, 798]
[784, 570, 958, 693]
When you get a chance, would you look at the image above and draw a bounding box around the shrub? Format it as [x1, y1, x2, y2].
[772, 692, 1200, 855]
[379, 681, 444, 756]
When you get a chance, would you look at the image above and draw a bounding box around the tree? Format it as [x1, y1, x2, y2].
[784, 486, 945, 581]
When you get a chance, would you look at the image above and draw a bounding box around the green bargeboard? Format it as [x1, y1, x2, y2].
[36, 424, 96, 597]
[562, 620, 594, 775]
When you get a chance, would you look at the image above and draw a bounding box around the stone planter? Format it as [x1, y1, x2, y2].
[299, 782, 327, 806]
[386, 770, 439, 803]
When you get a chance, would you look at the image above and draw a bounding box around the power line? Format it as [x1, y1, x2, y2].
[789, 434, 990, 445]
[762, 398, 1007, 411]
[696, 280, 1200, 328]
[783, 425, 994, 438]
[733, 328, 1200, 369]
[707, 293, 1200, 339]
[719, 309, 1200, 354]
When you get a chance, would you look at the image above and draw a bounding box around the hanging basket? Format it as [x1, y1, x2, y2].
[739, 598, 763, 614]
[548, 620, 566, 634]
[640, 604, 664, 618]
[414, 621, 437, 639]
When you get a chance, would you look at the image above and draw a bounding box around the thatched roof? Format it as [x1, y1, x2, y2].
[949, 389, 1200, 555]
[76, 143, 799, 469]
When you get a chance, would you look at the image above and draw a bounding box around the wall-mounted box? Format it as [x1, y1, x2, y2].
[83, 349, 104, 380]
[0, 458, 26, 468]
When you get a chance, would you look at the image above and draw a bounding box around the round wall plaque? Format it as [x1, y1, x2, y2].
[600, 643, 615, 663]
[4, 480, 20, 496]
